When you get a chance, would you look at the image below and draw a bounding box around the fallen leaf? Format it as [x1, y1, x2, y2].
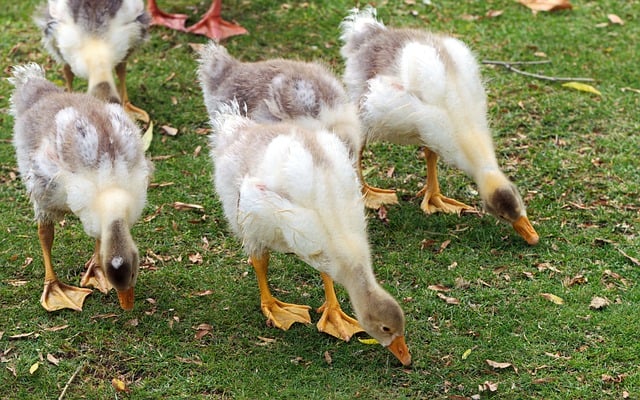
[9, 332, 36, 340]
[541, 293, 564, 305]
[193, 145, 202, 157]
[176, 355, 203, 365]
[357, 337, 379, 345]
[46, 353, 60, 366]
[193, 290, 214, 296]
[111, 378, 130, 393]
[29, 362, 39, 374]
[562, 82, 602, 96]
[188, 42, 205, 52]
[437, 292, 461, 305]
[479, 380, 498, 392]
[126, 318, 139, 327]
[188, 253, 203, 264]
[602, 373, 627, 384]
[323, 351, 332, 365]
[438, 240, 451, 253]
[173, 202, 204, 211]
[43, 325, 69, 332]
[590, 296, 610, 310]
[377, 205, 388, 222]
[427, 284, 451, 292]
[518, 0, 572, 12]
[7, 279, 28, 287]
[607, 14, 624, 25]
[486, 359, 517, 372]
[160, 125, 178, 136]
[194, 323, 213, 340]
[563, 274, 587, 287]
[256, 336, 276, 346]
[141, 121, 153, 152]
[486, 9, 503, 18]
[462, 348, 473, 360]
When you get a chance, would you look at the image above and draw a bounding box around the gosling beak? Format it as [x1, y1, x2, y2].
[387, 335, 412, 366]
[117, 287, 135, 311]
[512, 216, 539, 245]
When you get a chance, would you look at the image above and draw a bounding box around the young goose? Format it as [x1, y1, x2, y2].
[9, 63, 153, 311]
[198, 42, 367, 340]
[34, 0, 151, 123]
[207, 103, 411, 366]
[340, 7, 539, 245]
[197, 41, 362, 161]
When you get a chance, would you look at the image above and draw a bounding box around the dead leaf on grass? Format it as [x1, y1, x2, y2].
[256, 336, 276, 346]
[486, 359, 517, 372]
[428, 284, 451, 292]
[377, 205, 388, 223]
[323, 351, 332, 365]
[518, 0, 572, 12]
[607, 14, 624, 25]
[43, 324, 69, 332]
[173, 202, 204, 211]
[189, 253, 203, 264]
[486, 9, 503, 18]
[176, 355, 203, 365]
[540, 293, 564, 305]
[602, 373, 628, 384]
[563, 274, 587, 287]
[46, 353, 60, 366]
[9, 332, 37, 340]
[160, 125, 178, 136]
[194, 323, 213, 340]
[193, 290, 214, 296]
[437, 292, 460, 305]
[479, 380, 498, 392]
[589, 296, 610, 310]
[562, 82, 602, 96]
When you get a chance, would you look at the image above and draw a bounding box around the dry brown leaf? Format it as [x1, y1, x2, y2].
[427, 284, 451, 292]
[455, 277, 471, 289]
[126, 318, 139, 327]
[486, 9, 503, 18]
[46, 353, 60, 366]
[43, 324, 69, 332]
[437, 293, 460, 305]
[194, 323, 213, 340]
[193, 290, 214, 296]
[479, 381, 498, 392]
[194, 145, 202, 157]
[256, 336, 276, 346]
[518, 0, 572, 12]
[602, 373, 628, 384]
[607, 14, 624, 25]
[160, 125, 178, 136]
[377, 205, 388, 223]
[172, 202, 204, 211]
[189, 253, 203, 264]
[589, 296, 610, 310]
[9, 332, 36, 340]
[323, 351, 332, 365]
[563, 274, 587, 287]
[176, 355, 203, 365]
[438, 240, 451, 253]
[486, 359, 517, 372]
[540, 293, 564, 305]
[7, 279, 28, 287]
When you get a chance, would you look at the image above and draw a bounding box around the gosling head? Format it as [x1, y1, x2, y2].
[482, 181, 539, 245]
[102, 220, 139, 310]
[356, 289, 412, 366]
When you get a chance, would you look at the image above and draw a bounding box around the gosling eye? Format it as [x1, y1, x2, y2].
[381, 326, 391, 333]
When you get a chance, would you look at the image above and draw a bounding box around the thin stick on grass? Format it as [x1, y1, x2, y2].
[482, 60, 595, 82]
[58, 361, 85, 400]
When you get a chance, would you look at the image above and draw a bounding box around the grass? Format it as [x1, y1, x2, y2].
[1, 0, 639, 398]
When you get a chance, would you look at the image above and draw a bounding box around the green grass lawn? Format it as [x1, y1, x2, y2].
[1, 0, 639, 399]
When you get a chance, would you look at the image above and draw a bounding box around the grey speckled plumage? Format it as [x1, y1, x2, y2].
[197, 41, 363, 159]
[9, 63, 153, 311]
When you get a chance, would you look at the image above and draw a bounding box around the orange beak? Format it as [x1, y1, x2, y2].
[513, 216, 539, 245]
[117, 287, 135, 311]
[387, 335, 412, 366]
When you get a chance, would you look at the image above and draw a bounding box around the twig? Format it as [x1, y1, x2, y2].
[482, 60, 595, 82]
[58, 362, 84, 400]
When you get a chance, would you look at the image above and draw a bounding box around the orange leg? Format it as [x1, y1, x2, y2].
[316, 273, 364, 341]
[115, 62, 149, 123]
[80, 239, 113, 294]
[250, 252, 311, 330]
[186, 0, 247, 40]
[417, 148, 474, 215]
[38, 222, 92, 312]
[358, 147, 399, 210]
